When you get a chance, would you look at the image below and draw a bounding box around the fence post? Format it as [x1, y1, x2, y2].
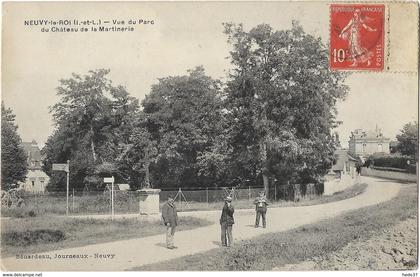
[72, 188, 75, 212]
[206, 187, 209, 205]
[248, 186, 251, 201]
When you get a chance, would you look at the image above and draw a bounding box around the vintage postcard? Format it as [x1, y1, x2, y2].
[1, 0, 418, 274]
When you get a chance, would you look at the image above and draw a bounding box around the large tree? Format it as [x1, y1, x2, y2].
[395, 121, 418, 159]
[43, 69, 140, 190]
[223, 22, 348, 196]
[142, 67, 228, 188]
[1, 102, 28, 190]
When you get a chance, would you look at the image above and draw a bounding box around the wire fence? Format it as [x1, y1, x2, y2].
[2, 186, 264, 216]
[160, 187, 264, 203]
[2, 183, 322, 217]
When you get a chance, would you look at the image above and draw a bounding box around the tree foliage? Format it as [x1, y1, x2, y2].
[142, 67, 228, 188]
[223, 22, 348, 195]
[1, 102, 28, 190]
[42, 22, 349, 195]
[395, 121, 418, 159]
[42, 70, 141, 191]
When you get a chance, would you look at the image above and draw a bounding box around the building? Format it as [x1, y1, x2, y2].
[21, 140, 43, 169]
[331, 149, 359, 178]
[20, 140, 49, 193]
[324, 148, 359, 195]
[348, 127, 390, 158]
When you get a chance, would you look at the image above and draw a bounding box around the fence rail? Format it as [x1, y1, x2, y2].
[160, 187, 264, 203]
[2, 183, 323, 217]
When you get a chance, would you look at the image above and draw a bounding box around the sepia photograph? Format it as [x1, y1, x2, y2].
[1, 1, 418, 274]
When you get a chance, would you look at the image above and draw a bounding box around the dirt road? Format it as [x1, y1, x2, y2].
[1, 176, 402, 271]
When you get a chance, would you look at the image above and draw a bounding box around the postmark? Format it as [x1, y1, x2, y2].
[330, 4, 385, 70]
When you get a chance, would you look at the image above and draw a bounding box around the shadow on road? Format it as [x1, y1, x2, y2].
[155, 242, 167, 248]
[212, 241, 222, 246]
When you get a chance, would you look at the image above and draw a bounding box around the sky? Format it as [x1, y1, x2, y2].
[3, 1, 418, 149]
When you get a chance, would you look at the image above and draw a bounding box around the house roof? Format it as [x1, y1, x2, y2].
[350, 128, 389, 140]
[26, 169, 49, 178]
[21, 140, 42, 162]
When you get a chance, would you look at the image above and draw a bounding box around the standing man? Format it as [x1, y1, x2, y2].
[220, 196, 235, 247]
[254, 191, 269, 228]
[356, 164, 362, 175]
[162, 195, 178, 249]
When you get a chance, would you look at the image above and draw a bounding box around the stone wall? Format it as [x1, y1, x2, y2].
[324, 173, 358, 195]
[361, 167, 417, 183]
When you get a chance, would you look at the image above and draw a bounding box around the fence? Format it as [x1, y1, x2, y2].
[273, 183, 323, 201]
[160, 187, 264, 203]
[2, 187, 264, 216]
[2, 182, 323, 217]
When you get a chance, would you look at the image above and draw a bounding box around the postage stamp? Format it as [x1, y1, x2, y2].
[330, 4, 385, 70]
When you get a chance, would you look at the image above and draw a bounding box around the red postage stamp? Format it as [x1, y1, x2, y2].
[330, 4, 385, 70]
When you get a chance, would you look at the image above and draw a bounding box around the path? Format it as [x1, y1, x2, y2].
[1, 176, 403, 271]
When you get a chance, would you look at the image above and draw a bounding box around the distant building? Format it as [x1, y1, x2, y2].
[348, 127, 390, 157]
[21, 140, 43, 169]
[324, 149, 359, 195]
[331, 149, 358, 177]
[20, 140, 49, 193]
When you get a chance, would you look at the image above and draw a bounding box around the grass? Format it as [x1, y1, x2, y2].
[1, 216, 212, 257]
[2, 183, 367, 218]
[135, 183, 417, 271]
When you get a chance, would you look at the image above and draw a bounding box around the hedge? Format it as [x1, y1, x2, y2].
[365, 155, 416, 173]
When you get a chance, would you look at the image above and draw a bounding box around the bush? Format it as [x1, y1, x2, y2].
[315, 183, 324, 195]
[28, 210, 37, 217]
[2, 229, 66, 246]
[2, 208, 37, 218]
[365, 155, 414, 172]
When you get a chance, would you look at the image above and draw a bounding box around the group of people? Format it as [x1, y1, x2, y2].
[161, 191, 269, 249]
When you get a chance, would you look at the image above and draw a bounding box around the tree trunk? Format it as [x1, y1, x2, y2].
[144, 161, 151, 189]
[144, 149, 151, 189]
[260, 140, 269, 197]
[90, 123, 97, 162]
[260, 102, 270, 197]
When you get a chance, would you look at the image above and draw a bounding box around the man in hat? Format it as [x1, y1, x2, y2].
[254, 191, 269, 228]
[162, 195, 178, 249]
[220, 196, 235, 247]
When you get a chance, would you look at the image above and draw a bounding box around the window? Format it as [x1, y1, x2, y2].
[31, 181, 35, 187]
[378, 144, 383, 152]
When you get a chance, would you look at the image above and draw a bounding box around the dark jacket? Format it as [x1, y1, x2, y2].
[254, 196, 269, 212]
[220, 203, 235, 225]
[162, 201, 178, 227]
